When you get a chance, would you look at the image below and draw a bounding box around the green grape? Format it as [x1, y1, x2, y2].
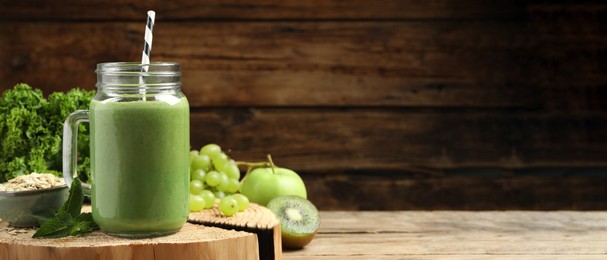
[205, 171, 221, 187]
[217, 172, 230, 192]
[223, 161, 240, 180]
[226, 178, 240, 194]
[212, 153, 230, 172]
[189, 194, 205, 212]
[190, 180, 204, 195]
[191, 169, 206, 181]
[214, 190, 226, 199]
[191, 154, 212, 171]
[199, 190, 216, 209]
[232, 193, 249, 212]
[189, 150, 199, 162]
[211, 152, 230, 167]
[219, 196, 239, 217]
[200, 144, 222, 159]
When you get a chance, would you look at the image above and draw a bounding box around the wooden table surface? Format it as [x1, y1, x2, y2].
[284, 211, 607, 259]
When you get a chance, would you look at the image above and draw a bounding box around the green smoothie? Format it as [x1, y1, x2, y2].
[90, 96, 190, 237]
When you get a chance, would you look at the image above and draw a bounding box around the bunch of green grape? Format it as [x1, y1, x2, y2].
[189, 144, 249, 217]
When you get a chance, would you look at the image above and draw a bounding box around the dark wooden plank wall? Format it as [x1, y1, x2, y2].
[1, 1, 606, 210]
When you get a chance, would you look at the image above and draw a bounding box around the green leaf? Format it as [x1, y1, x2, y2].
[76, 212, 98, 229]
[68, 220, 93, 236]
[32, 211, 73, 238]
[32, 180, 97, 238]
[60, 178, 83, 218]
[0, 84, 94, 183]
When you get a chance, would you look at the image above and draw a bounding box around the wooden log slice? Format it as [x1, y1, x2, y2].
[0, 221, 258, 260]
[189, 202, 281, 260]
[0, 203, 280, 260]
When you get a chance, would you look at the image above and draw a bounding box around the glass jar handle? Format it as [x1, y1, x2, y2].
[62, 110, 91, 193]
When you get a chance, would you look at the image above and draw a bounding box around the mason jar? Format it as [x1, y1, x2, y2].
[63, 62, 190, 238]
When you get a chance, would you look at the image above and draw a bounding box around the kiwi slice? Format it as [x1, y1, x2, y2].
[267, 195, 320, 249]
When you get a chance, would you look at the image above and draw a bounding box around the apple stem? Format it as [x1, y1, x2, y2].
[235, 161, 268, 168]
[267, 154, 277, 175]
[235, 161, 270, 179]
[235, 156, 277, 177]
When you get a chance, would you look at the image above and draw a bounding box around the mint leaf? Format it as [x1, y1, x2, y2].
[32, 211, 73, 238]
[33, 178, 97, 238]
[77, 212, 98, 229]
[69, 220, 93, 236]
[60, 178, 83, 218]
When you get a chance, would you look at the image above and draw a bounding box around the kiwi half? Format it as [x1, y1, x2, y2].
[267, 195, 320, 249]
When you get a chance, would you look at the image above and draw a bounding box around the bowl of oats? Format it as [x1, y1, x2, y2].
[0, 173, 68, 227]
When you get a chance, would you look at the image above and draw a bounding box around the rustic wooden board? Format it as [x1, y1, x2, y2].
[284, 211, 607, 259]
[190, 109, 607, 170]
[301, 169, 607, 210]
[1, 19, 604, 109]
[1, 1, 606, 211]
[0, 21, 546, 108]
[0, 0, 527, 20]
[0, 222, 258, 260]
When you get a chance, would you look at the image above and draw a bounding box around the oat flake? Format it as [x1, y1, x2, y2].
[0, 173, 65, 192]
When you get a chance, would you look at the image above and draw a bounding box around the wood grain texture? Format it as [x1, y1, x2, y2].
[189, 202, 281, 260]
[190, 109, 607, 170]
[0, 6, 604, 109]
[0, 223, 258, 260]
[0, 21, 546, 108]
[0, 0, 528, 20]
[4, 211, 607, 258]
[301, 168, 607, 210]
[1, 1, 606, 210]
[0, 17, 605, 109]
[284, 211, 607, 258]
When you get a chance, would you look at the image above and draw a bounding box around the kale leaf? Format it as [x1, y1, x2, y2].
[0, 83, 94, 182]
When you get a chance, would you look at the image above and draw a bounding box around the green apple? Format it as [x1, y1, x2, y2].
[239, 166, 307, 206]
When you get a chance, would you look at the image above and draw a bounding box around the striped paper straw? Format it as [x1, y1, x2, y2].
[139, 11, 155, 100]
[141, 10, 155, 71]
